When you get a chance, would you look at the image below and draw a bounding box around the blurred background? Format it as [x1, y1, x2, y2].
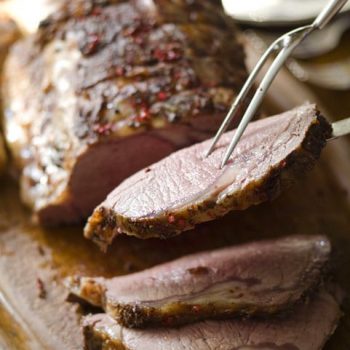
[1, 0, 349, 94]
[222, 0, 350, 122]
[224, 0, 350, 90]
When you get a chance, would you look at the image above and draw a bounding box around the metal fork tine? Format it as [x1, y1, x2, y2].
[205, 42, 280, 157]
[206, 26, 311, 159]
[221, 44, 296, 167]
[206, 0, 348, 168]
[219, 29, 314, 168]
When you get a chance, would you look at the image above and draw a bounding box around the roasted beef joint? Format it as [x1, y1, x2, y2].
[85, 103, 332, 248]
[83, 289, 342, 350]
[2, 0, 247, 225]
[67, 235, 331, 328]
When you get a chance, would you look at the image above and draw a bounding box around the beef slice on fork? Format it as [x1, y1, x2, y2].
[85, 103, 332, 248]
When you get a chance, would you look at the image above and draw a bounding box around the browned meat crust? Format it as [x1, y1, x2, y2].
[84, 104, 332, 248]
[82, 288, 342, 350]
[67, 235, 331, 328]
[2, 0, 247, 225]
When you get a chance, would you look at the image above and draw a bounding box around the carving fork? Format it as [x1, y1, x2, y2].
[206, 0, 349, 167]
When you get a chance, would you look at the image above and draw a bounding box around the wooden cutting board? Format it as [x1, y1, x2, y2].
[1, 34, 350, 350]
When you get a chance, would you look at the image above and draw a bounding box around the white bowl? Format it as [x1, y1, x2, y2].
[222, 0, 350, 26]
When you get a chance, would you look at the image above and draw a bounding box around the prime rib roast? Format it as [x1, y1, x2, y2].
[84, 103, 332, 248]
[2, 0, 247, 225]
[83, 289, 342, 350]
[67, 235, 330, 328]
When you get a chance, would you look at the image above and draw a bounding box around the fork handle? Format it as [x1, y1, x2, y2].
[331, 118, 350, 139]
[313, 0, 348, 29]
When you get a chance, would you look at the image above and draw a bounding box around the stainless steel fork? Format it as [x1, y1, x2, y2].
[206, 0, 349, 167]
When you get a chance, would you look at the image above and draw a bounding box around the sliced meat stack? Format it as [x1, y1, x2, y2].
[69, 235, 342, 349]
[2, 0, 247, 225]
[83, 290, 341, 350]
[67, 235, 330, 328]
[84, 103, 332, 248]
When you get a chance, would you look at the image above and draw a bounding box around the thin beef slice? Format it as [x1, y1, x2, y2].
[82, 288, 342, 350]
[85, 103, 332, 247]
[67, 235, 330, 328]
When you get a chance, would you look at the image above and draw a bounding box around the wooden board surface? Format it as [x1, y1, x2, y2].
[1, 34, 350, 350]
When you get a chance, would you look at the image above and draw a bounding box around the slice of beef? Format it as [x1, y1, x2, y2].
[85, 103, 332, 246]
[83, 289, 342, 350]
[67, 235, 330, 328]
[2, 0, 247, 225]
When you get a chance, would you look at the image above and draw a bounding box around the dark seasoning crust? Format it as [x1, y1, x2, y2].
[35, 0, 246, 140]
[86, 108, 332, 250]
[39, 1, 238, 137]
